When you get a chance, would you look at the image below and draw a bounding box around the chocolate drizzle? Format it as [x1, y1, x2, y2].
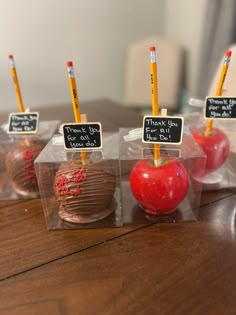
[6, 140, 45, 196]
[54, 162, 116, 223]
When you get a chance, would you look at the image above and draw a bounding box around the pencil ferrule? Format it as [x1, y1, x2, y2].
[150, 51, 157, 63]
[9, 59, 16, 68]
[67, 66, 75, 78]
[224, 56, 231, 65]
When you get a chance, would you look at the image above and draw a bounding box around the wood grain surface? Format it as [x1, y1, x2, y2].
[0, 100, 236, 315]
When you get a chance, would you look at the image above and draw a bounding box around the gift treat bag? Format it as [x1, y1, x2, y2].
[119, 47, 206, 224]
[35, 61, 121, 230]
[0, 55, 59, 199]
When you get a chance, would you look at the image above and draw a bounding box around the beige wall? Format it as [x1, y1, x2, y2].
[164, 0, 207, 98]
[0, 0, 165, 112]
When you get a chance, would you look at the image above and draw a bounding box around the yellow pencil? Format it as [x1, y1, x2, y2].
[66, 61, 81, 123]
[66, 61, 86, 163]
[8, 55, 25, 112]
[205, 50, 232, 136]
[149, 46, 160, 164]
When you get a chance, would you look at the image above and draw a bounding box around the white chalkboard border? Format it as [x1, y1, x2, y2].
[142, 115, 184, 145]
[204, 96, 236, 120]
[7, 112, 39, 134]
[62, 122, 103, 151]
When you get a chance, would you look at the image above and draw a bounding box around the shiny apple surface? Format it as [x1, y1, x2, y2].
[192, 128, 230, 175]
[130, 158, 189, 215]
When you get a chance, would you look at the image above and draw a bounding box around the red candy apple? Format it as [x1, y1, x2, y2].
[192, 127, 230, 175]
[130, 158, 189, 215]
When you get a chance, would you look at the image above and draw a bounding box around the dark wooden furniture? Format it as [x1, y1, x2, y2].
[0, 100, 236, 315]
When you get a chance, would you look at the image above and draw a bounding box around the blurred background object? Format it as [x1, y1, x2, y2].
[123, 37, 184, 114]
[208, 43, 236, 97]
[197, 0, 236, 99]
[0, 0, 235, 114]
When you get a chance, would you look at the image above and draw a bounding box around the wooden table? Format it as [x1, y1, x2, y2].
[1, 100, 236, 315]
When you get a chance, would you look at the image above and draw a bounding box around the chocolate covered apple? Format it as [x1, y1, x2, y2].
[54, 162, 116, 223]
[130, 157, 189, 215]
[192, 127, 230, 175]
[0, 145, 6, 171]
[6, 139, 45, 196]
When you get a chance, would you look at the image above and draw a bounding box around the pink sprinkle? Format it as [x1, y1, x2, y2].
[55, 167, 87, 200]
[23, 149, 37, 185]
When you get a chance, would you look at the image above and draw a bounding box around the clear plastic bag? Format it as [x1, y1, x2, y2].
[119, 127, 206, 224]
[34, 132, 122, 230]
[0, 120, 60, 199]
[182, 98, 236, 190]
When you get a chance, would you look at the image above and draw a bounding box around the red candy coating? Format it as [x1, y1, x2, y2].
[130, 158, 189, 215]
[192, 128, 230, 175]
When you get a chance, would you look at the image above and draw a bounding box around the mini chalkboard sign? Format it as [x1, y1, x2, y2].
[62, 122, 102, 150]
[205, 96, 236, 119]
[8, 112, 39, 134]
[142, 115, 184, 145]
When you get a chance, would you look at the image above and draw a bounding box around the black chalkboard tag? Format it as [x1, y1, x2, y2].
[142, 115, 184, 145]
[8, 112, 39, 134]
[62, 122, 102, 150]
[205, 96, 236, 119]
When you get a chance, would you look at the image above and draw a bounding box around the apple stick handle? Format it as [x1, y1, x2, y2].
[66, 61, 87, 164]
[153, 108, 168, 167]
[80, 114, 87, 123]
[161, 108, 167, 116]
[149, 47, 160, 165]
[9, 55, 25, 113]
[205, 50, 231, 136]
[80, 114, 88, 165]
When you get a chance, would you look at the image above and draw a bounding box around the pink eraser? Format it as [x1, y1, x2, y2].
[66, 61, 73, 67]
[8, 55, 13, 59]
[149, 46, 156, 52]
[226, 50, 232, 57]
